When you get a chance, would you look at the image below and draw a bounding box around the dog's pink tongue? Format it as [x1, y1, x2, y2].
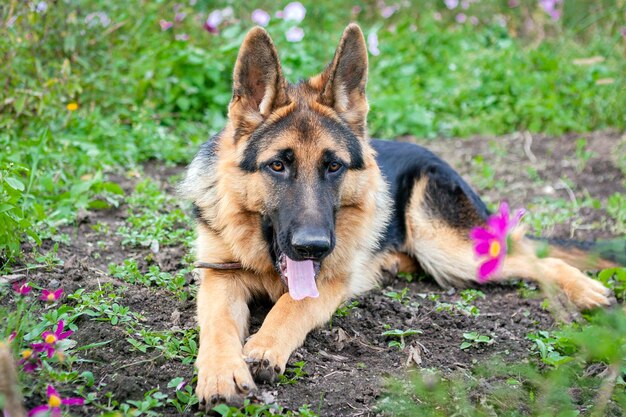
[285, 257, 319, 301]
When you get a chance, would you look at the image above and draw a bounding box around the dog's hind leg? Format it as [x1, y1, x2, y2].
[402, 177, 611, 310]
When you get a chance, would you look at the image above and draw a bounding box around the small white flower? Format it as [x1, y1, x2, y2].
[444, 0, 459, 9]
[367, 32, 380, 56]
[251, 9, 270, 27]
[283, 2, 306, 23]
[285, 26, 304, 42]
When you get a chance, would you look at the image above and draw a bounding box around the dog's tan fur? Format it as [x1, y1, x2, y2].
[181, 24, 611, 406]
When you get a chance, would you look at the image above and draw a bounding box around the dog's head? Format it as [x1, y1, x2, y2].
[222, 25, 373, 299]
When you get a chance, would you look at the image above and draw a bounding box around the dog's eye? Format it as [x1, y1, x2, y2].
[328, 162, 342, 173]
[269, 161, 285, 172]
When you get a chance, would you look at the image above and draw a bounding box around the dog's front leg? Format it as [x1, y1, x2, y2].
[195, 270, 254, 407]
[243, 278, 347, 383]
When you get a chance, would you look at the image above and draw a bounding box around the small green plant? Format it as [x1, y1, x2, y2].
[120, 389, 168, 416]
[434, 289, 484, 317]
[68, 285, 145, 327]
[460, 332, 493, 350]
[166, 377, 199, 413]
[527, 330, 574, 366]
[382, 328, 422, 350]
[606, 193, 626, 235]
[279, 361, 308, 385]
[108, 260, 190, 300]
[574, 137, 595, 173]
[595, 267, 626, 302]
[212, 401, 318, 416]
[384, 287, 411, 305]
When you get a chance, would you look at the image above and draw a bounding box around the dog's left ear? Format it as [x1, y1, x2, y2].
[229, 27, 289, 134]
[316, 24, 369, 138]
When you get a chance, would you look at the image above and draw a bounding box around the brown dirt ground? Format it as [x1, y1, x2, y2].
[7, 130, 626, 416]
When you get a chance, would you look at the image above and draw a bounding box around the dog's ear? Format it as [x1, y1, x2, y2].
[229, 27, 289, 132]
[317, 24, 369, 137]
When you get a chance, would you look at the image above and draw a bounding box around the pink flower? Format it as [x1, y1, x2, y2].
[28, 385, 84, 417]
[283, 2, 306, 22]
[13, 281, 32, 295]
[456, 13, 467, 23]
[204, 10, 223, 33]
[470, 16, 479, 25]
[285, 26, 304, 42]
[444, 0, 459, 9]
[539, 0, 562, 21]
[175, 12, 186, 22]
[31, 320, 73, 359]
[470, 202, 524, 282]
[367, 32, 380, 56]
[159, 19, 173, 31]
[18, 347, 42, 373]
[40, 288, 63, 302]
[251, 9, 270, 26]
[8, 332, 17, 342]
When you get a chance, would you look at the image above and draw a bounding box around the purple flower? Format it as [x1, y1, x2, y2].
[18, 348, 42, 373]
[251, 9, 270, 27]
[8, 332, 17, 342]
[508, 0, 520, 7]
[31, 320, 73, 359]
[470, 16, 479, 25]
[13, 281, 32, 295]
[444, 0, 459, 9]
[159, 19, 173, 31]
[85, 12, 111, 27]
[285, 26, 304, 42]
[175, 12, 186, 22]
[381, 5, 399, 18]
[28, 385, 84, 417]
[283, 2, 306, 23]
[352, 6, 362, 14]
[35, 2, 47, 13]
[461, 0, 470, 9]
[176, 380, 187, 391]
[539, 0, 561, 21]
[456, 13, 467, 23]
[367, 32, 380, 56]
[40, 288, 63, 302]
[175, 33, 189, 41]
[470, 202, 524, 282]
[204, 10, 223, 33]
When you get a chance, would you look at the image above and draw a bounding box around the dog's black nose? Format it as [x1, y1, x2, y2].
[291, 228, 331, 259]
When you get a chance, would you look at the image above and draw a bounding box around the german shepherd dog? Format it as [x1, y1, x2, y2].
[180, 24, 612, 406]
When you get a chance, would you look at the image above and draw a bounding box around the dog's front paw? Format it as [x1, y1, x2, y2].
[195, 354, 255, 409]
[554, 263, 612, 309]
[243, 336, 288, 384]
[566, 274, 612, 310]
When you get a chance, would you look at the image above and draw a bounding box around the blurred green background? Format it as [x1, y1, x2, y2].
[0, 0, 625, 261]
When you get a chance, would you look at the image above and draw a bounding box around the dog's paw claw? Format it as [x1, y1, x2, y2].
[243, 340, 286, 384]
